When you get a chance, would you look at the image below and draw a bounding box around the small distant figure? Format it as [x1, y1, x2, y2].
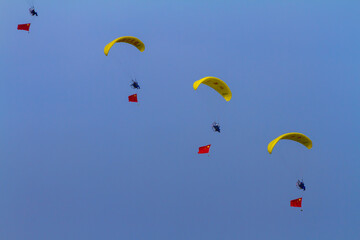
[212, 122, 221, 133]
[130, 79, 140, 89]
[296, 179, 306, 191]
[29, 7, 38, 16]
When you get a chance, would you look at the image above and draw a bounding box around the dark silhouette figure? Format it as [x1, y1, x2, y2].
[130, 79, 140, 89]
[212, 122, 221, 133]
[296, 179, 306, 191]
[29, 7, 38, 16]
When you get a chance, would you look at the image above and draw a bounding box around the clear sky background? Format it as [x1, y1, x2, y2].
[1, 0, 360, 239]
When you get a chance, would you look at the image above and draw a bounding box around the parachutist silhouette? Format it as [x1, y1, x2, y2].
[130, 79, 140, 89]
[296, 179, 306, 191]
[29, 7, 38, 16]
[212, 122, 221, 133]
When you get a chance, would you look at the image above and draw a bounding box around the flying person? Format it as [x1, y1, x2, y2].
[212, 122, 221, 133]
[29, 7, 38, 16]
[130, 79, 140, 89]
[296, 179, 306, 191]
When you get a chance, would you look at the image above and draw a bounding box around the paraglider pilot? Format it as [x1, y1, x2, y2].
[29, 7, 38, 16]
[130, 79, 140, 89]
[212, 122, 221, 133]
[296, 179, 306, 191]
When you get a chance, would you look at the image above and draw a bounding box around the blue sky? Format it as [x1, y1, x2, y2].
[1, 1, 360, 239]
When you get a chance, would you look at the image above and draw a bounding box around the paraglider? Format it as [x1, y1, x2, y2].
[296, 180, 306, 191]
[193, 77, 232, 101]
[212, 122, 221, 133]
[267, 132, 312, 154]
[104, 36, 145, 104]
[130, 79, 140, 89]
[193, 77, 231, 154]
[104, 36, 145, 56]
[29, 7, 38, 16]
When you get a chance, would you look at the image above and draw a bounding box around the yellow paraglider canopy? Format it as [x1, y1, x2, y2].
[268, 132, 312, 154]
[104, 36, 145, 56]
[193, 77, 232, 101]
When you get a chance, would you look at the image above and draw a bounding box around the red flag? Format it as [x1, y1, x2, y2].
[198, 144, 211, 154]
[128, 94, 138, 102]
[290, 198, 302, 207]
[17, 23, 31, 31]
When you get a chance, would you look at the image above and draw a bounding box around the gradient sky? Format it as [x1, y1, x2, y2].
[1, 1, 360, 239]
